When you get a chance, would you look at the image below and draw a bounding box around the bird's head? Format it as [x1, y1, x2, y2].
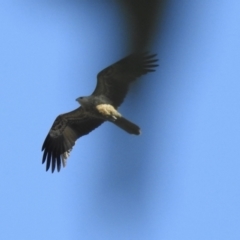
[76, 96, 84, 105]
[76, 96, 93, 109]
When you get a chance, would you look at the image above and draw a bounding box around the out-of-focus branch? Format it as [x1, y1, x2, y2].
[119, 0, 167, 52]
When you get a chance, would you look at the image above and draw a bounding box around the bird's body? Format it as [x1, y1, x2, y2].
[42, 53, 158, 172]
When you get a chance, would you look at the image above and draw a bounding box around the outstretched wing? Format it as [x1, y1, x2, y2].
[42, 107, 104, 173]
[92, 53, 158, 107]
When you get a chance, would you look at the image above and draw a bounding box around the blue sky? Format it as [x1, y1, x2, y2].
[1, 1, 240, 239]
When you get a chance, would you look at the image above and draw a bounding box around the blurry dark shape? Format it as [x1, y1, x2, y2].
[119, 0, 167, 51]
[42, 53, 158, 172]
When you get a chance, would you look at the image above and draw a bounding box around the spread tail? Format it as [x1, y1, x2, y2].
[113, 117, 141, 135]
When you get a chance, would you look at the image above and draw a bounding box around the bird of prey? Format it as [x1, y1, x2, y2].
[42, 53, 158, 172]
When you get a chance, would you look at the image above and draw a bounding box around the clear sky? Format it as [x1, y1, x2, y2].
[1, 1, 240, 239]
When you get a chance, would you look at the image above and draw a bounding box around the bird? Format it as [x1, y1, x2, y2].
[42, 53, 158, 172]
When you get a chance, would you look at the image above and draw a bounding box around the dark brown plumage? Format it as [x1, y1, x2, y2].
[42, 53, 158, 172]
[93, 53, 158, 107]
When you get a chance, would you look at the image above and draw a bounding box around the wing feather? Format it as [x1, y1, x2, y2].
[57, 155, 61, 172]
[92, 53, 158, 107]
[51, 155, 56, 173]
[42, 107, 104, 172]
[46, 152, 51, 171]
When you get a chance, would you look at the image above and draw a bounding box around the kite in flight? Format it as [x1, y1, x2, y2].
[42, 53, 158, 172]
